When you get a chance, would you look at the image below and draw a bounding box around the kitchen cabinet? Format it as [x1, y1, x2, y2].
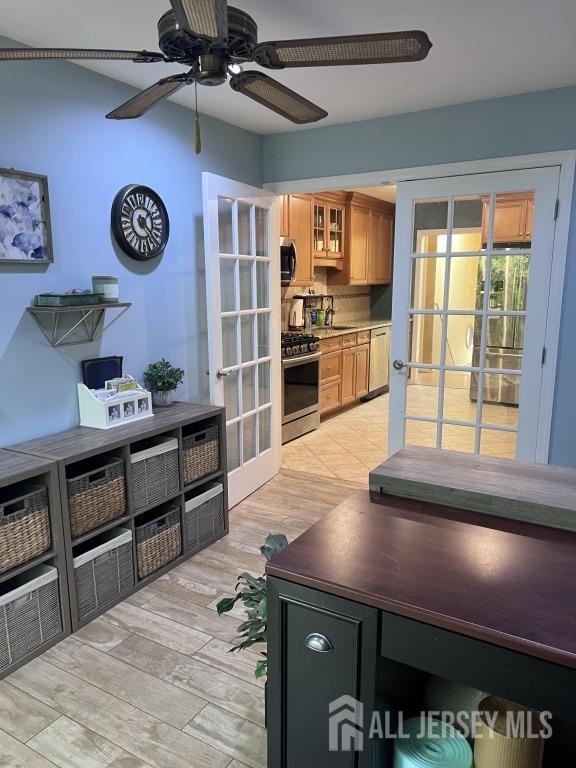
[341, 347, 357, 405]
[356, 343, 370, 398]
[313, 193, 346, 267]
[280, 195, 290, 238]
[289, 194, 314, 286]
[329, 192, 394, 286]
[267, 577, 378, 768]
[368, 208, 393, 284]
[482, 192, 535, 245]
[320, 333, 371, 415]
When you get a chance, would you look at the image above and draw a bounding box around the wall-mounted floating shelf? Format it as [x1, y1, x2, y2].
[27, 303, 131, 347]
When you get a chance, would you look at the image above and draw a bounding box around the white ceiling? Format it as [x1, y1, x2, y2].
[1, 0, 576, 135]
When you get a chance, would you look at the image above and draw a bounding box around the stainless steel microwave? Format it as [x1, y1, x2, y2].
[280, 237, 297, 286]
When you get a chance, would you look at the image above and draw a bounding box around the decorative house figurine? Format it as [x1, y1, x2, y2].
[77, 375, 153, 429]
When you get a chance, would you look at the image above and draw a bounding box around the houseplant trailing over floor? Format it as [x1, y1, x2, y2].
[217, 533, 288, 679]
[143, 358, 185, 407]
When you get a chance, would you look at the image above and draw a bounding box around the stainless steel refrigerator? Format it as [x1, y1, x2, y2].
[470, 254, 528, 406]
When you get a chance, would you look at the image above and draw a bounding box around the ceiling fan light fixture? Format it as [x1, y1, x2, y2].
[228, 62, 243, 75]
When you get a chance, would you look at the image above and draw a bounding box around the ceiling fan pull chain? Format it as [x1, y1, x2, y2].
[194, 77, 202, 155]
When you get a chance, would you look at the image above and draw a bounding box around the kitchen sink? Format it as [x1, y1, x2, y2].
[330, 325, 356, 330]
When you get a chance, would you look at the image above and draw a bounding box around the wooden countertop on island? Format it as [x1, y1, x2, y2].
[266, 489, 576, 670]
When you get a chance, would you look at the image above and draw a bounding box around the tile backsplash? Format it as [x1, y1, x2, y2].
[282, 268, 371, 329]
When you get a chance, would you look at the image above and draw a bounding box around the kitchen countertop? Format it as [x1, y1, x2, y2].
[310, 318, 391, 339]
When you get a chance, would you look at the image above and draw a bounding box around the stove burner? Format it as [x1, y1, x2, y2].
[281, 332, 320, 358]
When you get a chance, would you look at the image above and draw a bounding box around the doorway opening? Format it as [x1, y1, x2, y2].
[277, 157, 569, 481]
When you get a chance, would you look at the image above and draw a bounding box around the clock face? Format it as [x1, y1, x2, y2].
[111, 185, 169, 261]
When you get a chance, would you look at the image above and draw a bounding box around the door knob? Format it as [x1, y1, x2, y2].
[216, 369, 231, 378]
[305, 633, 334, 653]
[393, 359, 406, 370]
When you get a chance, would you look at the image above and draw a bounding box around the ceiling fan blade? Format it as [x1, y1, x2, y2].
[254, 31, 432, 69]
[106, 74, 190, 120]
[230, 71, 327, 124]
[169, 0, 228, 41]
[0, 48, 166, 63]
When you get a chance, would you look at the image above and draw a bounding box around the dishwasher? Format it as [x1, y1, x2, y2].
[364, 325, 391, 399]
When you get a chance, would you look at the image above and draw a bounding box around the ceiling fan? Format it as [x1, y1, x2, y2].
[0, 0, 432, 125]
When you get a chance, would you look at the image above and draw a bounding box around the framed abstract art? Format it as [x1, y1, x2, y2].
[0, 167, 53, 264]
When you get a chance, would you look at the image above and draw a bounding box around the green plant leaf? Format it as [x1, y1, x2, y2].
[216, 596, 238, 615]
[260, 533, 289, 562]
[255, 659, 267, 678]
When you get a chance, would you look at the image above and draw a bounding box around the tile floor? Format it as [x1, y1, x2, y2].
[0, 469, 362, 768]
[282, 384, 517, 483]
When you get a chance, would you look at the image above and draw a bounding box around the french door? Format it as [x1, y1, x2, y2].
[203, 173, 281, 508]
[389, 167, 560, 462]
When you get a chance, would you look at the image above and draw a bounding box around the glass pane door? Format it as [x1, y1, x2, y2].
[203, 172, 280, 509]
[389, 167, 559, 463]
[218, 198, 273, 472]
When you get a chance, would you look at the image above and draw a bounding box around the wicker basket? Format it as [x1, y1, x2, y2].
[183, 425, 219, 485]
[0, 565, 62, 672]
[184, 483, 225, 553]
[67, 456, 126, 539]
[74, 528, 134, 621]
[130, 437, 180, 513]
[135, 505, 181, 580]
[0, 484, 51, 575]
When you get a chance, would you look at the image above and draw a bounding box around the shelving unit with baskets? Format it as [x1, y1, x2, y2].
[9, 401, 227, 631]
[0, 450, 70, 679]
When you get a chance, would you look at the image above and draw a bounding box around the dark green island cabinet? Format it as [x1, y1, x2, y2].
[266, 448, 576, 768]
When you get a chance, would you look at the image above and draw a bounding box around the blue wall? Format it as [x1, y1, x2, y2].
[263, 88, 576, 467]
[263, 87, 576, 182]
[0, 37, 262, 445]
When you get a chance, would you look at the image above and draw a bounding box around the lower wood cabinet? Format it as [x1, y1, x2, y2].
[320, 334, 370, 415]
[267, 577, 378, 768]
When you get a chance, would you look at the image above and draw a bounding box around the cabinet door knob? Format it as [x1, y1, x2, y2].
[305, 633, 334, 653]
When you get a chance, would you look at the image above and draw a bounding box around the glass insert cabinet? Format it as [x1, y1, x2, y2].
[313, 194, 345, 263]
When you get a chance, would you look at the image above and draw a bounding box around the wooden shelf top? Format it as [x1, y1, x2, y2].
[370, 447, 576, 532]
[8, 401, 223, 462]
[0, 449, 54, 486]
[267, 489, 576, 670]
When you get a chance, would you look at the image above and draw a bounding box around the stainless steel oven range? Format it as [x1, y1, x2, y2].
[281, 332, 321, 444]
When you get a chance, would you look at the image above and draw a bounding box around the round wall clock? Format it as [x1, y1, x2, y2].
[111, 184, 169, 261]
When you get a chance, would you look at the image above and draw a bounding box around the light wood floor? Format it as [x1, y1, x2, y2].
[0, 470, 362, 768]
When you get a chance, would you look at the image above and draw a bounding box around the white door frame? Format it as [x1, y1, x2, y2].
[264, 150, 576, 462]
[203, 173, 282, 508]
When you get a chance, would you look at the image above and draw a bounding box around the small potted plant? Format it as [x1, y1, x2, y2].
[143, 358, 185, 407]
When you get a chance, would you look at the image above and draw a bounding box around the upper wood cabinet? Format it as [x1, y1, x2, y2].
[368, 208, 393, 284]
[329, 192, 394, 286]
[288, 194, 314, 286]
[482, 192, 535, 244]
[280, 195, 290, 238]
[312, 194, 346, 266]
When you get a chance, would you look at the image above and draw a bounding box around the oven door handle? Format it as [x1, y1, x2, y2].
[282, 352, 321, 368]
